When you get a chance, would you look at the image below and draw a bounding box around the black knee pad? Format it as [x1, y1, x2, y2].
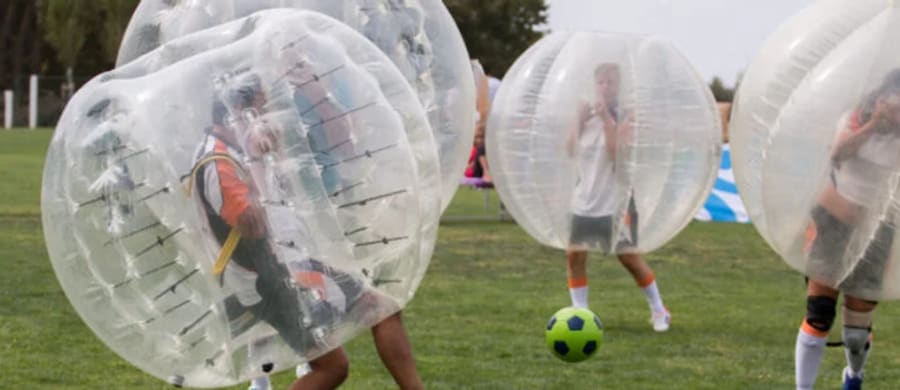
[806, 296, 837, 332]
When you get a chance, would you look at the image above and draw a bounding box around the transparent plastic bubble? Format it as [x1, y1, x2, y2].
[117, 0, 475, 212]
[487, 32, 721, 254]
[42, 10, 437, 387]
[116, 8, 442, 300]
[732, 1, 900, 301]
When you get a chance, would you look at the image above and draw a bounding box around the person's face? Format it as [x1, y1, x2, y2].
[224, 89, 275, 154]
[594, 69, 620, 103]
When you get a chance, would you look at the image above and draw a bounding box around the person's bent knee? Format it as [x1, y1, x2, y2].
[310, 349, 349, 383]
[805, 295, 837, 333]
[329, 358, 349, 382]
[334, 360, 350, 383]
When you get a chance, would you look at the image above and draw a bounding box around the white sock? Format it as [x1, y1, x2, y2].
[569, 286, 588, 308]
[795, 328, 827, 390]
[251, 376, 270, 390]
[641, 281, 665, 313]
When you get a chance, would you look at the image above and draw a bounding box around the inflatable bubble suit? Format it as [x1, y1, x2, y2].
[41, 10, 439, 387]
[487, 32, 721, 253]
[117, 0, 475, 212]
[731, 0, 900, 301]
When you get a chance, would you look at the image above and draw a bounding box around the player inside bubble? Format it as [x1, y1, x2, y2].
[188, 70, 402, 387]
[805, 69, 900, 295]
[191, 70, 388, 342]
[42, 10, 435, 387]
[487, 32, 720, 335]
[565, 62, 669, 332]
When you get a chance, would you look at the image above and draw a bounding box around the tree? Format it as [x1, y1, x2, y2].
[1, 1, 43, 90]
[97, 0, 141, 64]
[709, 76, 735, 103]
[444, 0, 548, 77]
[43, 0, 98, 98]
[40, 1, 139, 98]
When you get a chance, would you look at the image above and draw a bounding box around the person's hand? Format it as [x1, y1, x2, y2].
[247, 121, 278, 157]
[594, 96, 611, 121]
[618, 114, 635, 143]
[868, 101, 891, 131]
[237, 205, 268, 239]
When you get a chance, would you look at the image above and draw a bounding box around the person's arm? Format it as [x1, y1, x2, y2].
[832, 116, 879, 162]
[607, 111, 635, 161]
[602, 114, 618, 160]
[567, 102, 591, 156]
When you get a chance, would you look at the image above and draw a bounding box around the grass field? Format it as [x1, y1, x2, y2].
[3, 129, 900, 389]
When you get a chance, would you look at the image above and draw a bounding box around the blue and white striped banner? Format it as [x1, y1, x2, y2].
[695, 144, 749, 223]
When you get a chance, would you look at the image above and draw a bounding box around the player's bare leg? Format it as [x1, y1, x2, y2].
[289, 348, 348, 390]
[372, 311, 424, 390]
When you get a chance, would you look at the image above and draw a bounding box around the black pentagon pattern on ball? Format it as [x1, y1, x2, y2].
[583, 340, 598, 356]
[567, 315, 585, 331]
[554, 341, 569, 356]
[593, 316, 603, 330]
[547, 316, 557, 330]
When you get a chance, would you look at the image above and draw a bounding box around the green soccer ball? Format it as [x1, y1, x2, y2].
[545, 307, 603, 363]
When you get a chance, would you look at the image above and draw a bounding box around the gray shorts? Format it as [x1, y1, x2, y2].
[806, 206, 894, 299]
[569, 199, 638, 252]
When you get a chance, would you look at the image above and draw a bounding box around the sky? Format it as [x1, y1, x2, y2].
[546, 0, 816, 86]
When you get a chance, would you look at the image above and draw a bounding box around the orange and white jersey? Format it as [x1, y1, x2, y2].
[193, 131, 252, 235]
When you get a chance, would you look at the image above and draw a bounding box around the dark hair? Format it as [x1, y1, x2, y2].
[211, 71, 263, 126]
[225, 73, 262, 107]
[211, 99, 229, 126]
[859, 68, 900, 124]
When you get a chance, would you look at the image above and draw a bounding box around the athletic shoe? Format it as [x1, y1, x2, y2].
[842, 366, 863, 390]
[651, 308, 671, 332]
